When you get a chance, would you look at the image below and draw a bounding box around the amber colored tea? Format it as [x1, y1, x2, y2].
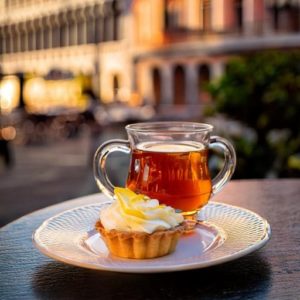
[126, 142, 212, 214]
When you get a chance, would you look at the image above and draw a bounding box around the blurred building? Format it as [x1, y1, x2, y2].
[0, 0, 300, 116]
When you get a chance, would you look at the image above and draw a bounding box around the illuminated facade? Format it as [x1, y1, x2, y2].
[0, 0, 300, 113]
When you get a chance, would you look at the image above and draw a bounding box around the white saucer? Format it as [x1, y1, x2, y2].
[33, 199, 271, 273]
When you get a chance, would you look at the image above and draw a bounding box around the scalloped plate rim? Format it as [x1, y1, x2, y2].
[32, 200, 271, 273]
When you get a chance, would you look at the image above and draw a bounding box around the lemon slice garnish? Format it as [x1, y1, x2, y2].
[114, 187, 145, 218]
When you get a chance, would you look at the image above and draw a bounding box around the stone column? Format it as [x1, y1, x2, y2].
[254, 0, 265, 34]
[161, 64, 173, 105]
[185, 64, 198, 105]
[141, 65, 155, 105]
[211, 61, 224, 80]
[2, 26, 8, 54]
[223, 0, 236, 32]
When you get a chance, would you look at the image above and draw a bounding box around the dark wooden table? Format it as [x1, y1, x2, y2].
[1, 179, 299, 300]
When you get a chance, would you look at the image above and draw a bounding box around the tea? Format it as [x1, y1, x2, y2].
[126, 141, 212, 214]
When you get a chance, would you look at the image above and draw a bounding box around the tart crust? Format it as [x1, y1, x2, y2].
[95, 221, 184, 259]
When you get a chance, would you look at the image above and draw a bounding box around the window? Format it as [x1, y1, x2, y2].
[60, 19, 68, 47]
[77, 10, 86, 45]
[202, 0, 211, 32]
[35, 20, 43, 50]
[69, 20, 77, 46]
[0, 27, 4, 54]
[5, 26, 12, 53]
[12, 24, 19, 52]
[20, 23, 27, 52]
[27, 21, 35, 51]
[173, 65, 185, 105]
[152, 67, 162, 106]
[43, 19, 51, 49]
[112, 74, 121, 100]
[52, 19, 60, 48]
[235, 0, 243, 32]
[103, 2, 114, 42]
[198, 64, 211, 103]
[164, 0, 185, 30]
[86, 15, 95, 43]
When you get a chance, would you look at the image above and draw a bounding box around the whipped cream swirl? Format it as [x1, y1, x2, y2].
[100, 188, 184, 234]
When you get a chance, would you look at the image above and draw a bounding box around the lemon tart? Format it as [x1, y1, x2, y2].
[95, 187, 184, 259]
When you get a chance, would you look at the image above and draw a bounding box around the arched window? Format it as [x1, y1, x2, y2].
[173, 65, 185, 105]
[113, 74, 120, 90]
[112, 0, 122, 40]
[152, 67, 162, 106]
[68, 12, 77, 46]
[272, 4, 279, 31]
[12, 24, 19, 52]
[35, 20, 43, 50]
[51, 16, 60, 48]
[198, 64, 211, 103]
[43, 18, 51, 49]
[198, 64, 210, 86]
[0, 26, 4, 54]
[77, 9, 86, 45]
[27, 21, 35, 51]
[112, 74, 121, 100]
[103, 2, 114, 41]
[19, 22, 26, 52]
[5, 26, 12, 53]
[59, 13, 68, 47]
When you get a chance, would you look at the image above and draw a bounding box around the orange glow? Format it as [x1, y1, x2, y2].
[1, 126, 17, 141]
[0, 76, 20, 114]
[128, 92, 142, 106]
[23, 77, 88, 114]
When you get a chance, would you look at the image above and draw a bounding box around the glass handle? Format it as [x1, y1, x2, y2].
[93, 139, 130, 198]
[209, 136, 236, 195]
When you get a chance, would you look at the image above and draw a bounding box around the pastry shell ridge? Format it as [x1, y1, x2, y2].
[95, 221, 184, 259]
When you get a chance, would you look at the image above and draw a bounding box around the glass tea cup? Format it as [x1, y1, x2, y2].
[94, 122, 236, 226]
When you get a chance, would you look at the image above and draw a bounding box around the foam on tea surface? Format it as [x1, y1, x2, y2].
[137, 141, 205, 153]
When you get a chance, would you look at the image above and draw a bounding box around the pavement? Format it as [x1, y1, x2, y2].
[0, 127, 130, 227]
